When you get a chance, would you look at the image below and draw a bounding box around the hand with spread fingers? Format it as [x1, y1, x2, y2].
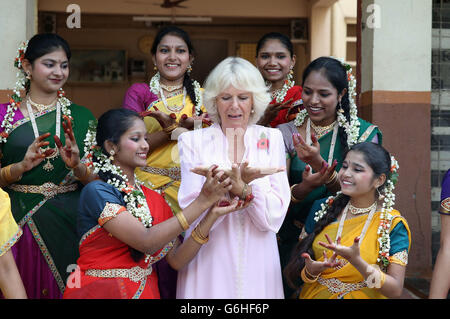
[198, 165, 232, 204]
[54, 116, 81, 170]
[257, 98, 293, 127]
[190, 160, 285, 185]
[318, 234, 361, 263]
[239, 160, 285, 184]
[292, 132, 324, 171]
[301, 160, 338, 189]
[301, 249, 342, 277]
[140, 108, 177, 130]
[19, 132, 52, 172]
[178, 114, 194, 130]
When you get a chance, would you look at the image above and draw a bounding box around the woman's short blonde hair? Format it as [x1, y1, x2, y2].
[203, 56, 271, 126]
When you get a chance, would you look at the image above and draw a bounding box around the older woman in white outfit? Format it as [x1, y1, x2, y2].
[176, 56, 290, 299]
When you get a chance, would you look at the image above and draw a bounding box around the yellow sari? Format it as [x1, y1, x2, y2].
[0, 188, 22, 257]
[299, 209, 411, 299]
[136, 90, 205, 214]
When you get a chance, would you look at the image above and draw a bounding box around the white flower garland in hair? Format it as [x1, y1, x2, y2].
[1, 41, 72, 144]
[313, 192, 341, 222]
[377, 155, 399, 267]
[149, 72, 202, 116]
[292, 57, 360, 147]
[84, 120, 154, 261]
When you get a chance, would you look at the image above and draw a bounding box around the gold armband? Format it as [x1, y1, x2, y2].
[175, 211, 189, 231]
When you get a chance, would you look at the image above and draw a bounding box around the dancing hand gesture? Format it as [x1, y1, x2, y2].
[239, 160, 285, 184]
[301, 160, 338, 189]
[54, 116, 80, 169]
[257, 98, 293, 126]
[301, 249, 341, 276]
[293, 132, 323, 170]
[318, 234, 361, 263]
[199, 165, 233, 204]
[140, 108, 177, 129]
[20, 132, 52, 172]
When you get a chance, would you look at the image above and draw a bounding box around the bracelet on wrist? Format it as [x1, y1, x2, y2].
[191, 225, 209, 245]
[163, 123, 179, 134]
[325, 171, 338, 186]
[0, 164, 21, 184]
[300, 266, 320, 283]
[175, 211, 189, 231]
[290, 184, 301, 203]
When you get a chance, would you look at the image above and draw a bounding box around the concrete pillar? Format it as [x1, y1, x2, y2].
[359, 0, 432, 277]
[310, 0, 338, 60]
[0, 0, 38, 102]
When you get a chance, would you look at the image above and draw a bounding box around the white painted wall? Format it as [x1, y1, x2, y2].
[361, 0, 432, 92]
[0, 0, 37, 90]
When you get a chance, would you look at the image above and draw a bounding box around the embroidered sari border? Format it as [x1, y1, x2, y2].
[0, 227, 22, 257]
[358, 125, 377, 143]
[26, 218, 65, 293]
[98, 203, 126, 226]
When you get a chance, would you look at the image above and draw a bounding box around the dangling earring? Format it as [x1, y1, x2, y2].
[26, 71, 31, 80]
[286, 66, 294, 85]
[153, 65, 158, 71]
[187, 64, 192, 75]
[251, 108, 255, 114]
[377, 188, 385, 200]
[109, 150, 115, 161]
[338, 100, 343, 113]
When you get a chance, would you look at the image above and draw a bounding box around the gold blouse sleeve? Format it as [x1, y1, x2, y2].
[0, 188, 22, 256]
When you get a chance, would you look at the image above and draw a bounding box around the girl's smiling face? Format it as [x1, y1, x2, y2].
[152, 34, 192, 83]
[112, 118, 149, 173]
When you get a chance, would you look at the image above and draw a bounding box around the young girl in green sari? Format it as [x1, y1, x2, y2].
[0, 33, 96, 298]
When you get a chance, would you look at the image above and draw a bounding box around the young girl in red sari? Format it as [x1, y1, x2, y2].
[255, 32, 303, 127]
[63, 108, 245, 299]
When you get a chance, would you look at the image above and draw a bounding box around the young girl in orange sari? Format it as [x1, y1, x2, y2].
[63, 109, 245, 299]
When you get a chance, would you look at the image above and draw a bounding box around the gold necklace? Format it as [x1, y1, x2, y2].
[348, 201, 377, 215]
[160, 82, 183, 92]
[28, 96, 57, 112]
[310, 120, 336, 139]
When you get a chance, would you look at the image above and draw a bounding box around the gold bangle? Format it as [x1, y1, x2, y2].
[163, 123, 179, 134]
[325, 171, 338, 186]
[1, 164, 21, 184]
[379, 270, 386, 288]
[78, 164, 91, 181]
[290, 184, 301, 203]
[305, 266, 320, 280]
[300, 267, 318, 283]
[191, 226, 209, 245]
[175, 211, 189, 231]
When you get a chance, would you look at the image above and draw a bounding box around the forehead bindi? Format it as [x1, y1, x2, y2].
[345, 151, 370, 168]
[37, 49, 68, 63]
